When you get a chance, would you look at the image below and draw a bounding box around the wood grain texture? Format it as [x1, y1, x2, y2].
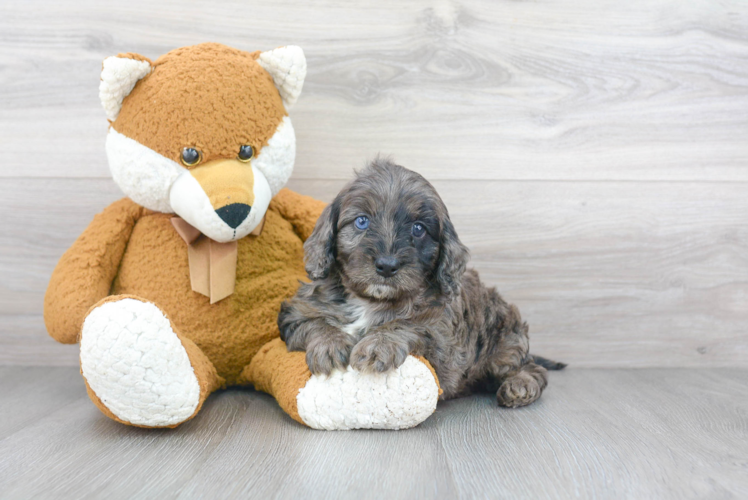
[2, 177, 746, 367]
[0, 0, 747, 368]
[0, 367, 746, 499]
[0, 0, 747, 180]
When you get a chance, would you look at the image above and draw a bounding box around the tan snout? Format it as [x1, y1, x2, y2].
[190, 159, 255, 210]
[190, 159, 255, 228]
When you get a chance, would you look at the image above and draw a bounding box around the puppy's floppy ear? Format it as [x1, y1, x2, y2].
[304, 196, 341, 280]
[436, 216, 469, 297]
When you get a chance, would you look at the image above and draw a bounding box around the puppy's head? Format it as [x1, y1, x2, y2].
[305, 157, 469, 301]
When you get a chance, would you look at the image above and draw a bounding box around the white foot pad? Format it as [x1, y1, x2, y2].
[80, 298, 201, 427]
[297, 356, 439, 430]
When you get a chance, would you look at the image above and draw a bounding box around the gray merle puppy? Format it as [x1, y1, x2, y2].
[278, 158, 564, 408]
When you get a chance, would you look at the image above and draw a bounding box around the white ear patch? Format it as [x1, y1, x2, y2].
[257, 46, 307, 108]
[99, 56, 152, 121]
[253, 116, 296, 196]
[106, 128, 185, 213]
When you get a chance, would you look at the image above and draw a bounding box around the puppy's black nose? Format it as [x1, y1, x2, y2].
[216, 203, 251, 229]
[375, 256, 400, 278]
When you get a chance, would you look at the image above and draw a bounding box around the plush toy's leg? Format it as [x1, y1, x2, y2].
[79, 295, 223, 428]
[243, 338, 442, 430]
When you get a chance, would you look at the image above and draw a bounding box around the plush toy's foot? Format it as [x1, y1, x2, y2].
[80, 295, 221, 428]
[245, 338, 441, 430]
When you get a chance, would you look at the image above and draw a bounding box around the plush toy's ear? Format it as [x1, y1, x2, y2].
[256, 46, 307, 109]
[99, 54, 152, 121]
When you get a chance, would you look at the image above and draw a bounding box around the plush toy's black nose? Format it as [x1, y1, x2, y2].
[216, 203, 251, 229]
[375, 256, 400, 278]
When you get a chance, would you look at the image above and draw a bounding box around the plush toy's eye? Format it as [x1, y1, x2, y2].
[355, 216, 370, 230]
[181, 148, 202, 167]
[237, 145, 254, 162]
[412, 222, 426, 238]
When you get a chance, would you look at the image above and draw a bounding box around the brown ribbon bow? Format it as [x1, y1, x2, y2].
[171, 216, 265, 304]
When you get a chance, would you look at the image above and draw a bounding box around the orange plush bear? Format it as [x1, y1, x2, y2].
[44, 43, 440, 430]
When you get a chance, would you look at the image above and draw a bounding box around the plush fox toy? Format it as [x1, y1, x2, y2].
[44, 43, 440, 430]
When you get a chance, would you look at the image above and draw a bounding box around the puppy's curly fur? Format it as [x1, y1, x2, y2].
[279, 158, 564, 408]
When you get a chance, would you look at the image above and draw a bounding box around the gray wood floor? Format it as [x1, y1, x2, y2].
[0, 367, 746, 499]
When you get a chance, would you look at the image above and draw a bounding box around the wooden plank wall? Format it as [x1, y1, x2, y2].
[1, 0, 746, 367]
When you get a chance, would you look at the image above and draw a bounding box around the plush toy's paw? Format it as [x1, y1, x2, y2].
[80, 297, 201, 427]
[297, 355, 439, 430]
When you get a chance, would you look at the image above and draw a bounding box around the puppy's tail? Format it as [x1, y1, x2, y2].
[531, 354, 567, 370]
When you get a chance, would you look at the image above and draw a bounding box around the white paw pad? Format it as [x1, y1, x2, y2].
[80, 299, 201, 427]
[296, 356, 439, 430]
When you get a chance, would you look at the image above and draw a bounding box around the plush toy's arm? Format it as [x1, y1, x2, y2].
[43, 198, 146, 344]
[245, 338, 441, 430]
[269, 188, 327, 242]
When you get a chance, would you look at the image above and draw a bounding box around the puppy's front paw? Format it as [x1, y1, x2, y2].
[305, 332, 355, 376]
[350, 334, 409, 373]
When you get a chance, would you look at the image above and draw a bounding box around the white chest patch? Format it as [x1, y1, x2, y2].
[340, 299, 374, 337]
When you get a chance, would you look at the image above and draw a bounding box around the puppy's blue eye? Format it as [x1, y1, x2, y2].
[412, 222, 425, 237]
[355, 216, 370, 230]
